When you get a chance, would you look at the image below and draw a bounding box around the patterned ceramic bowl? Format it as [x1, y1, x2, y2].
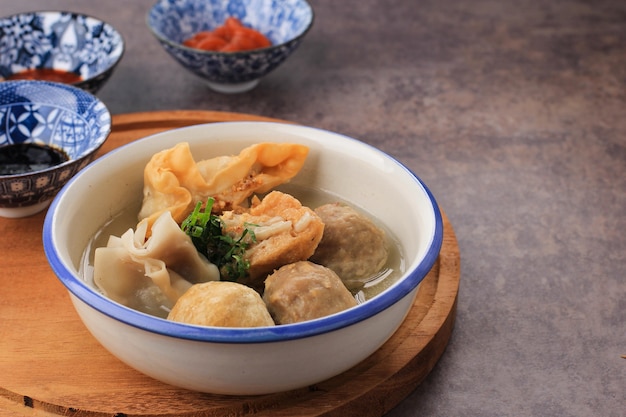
[147, 0, 314, 94]
[0, 80, 111, 218]
[0, 11, 125, 94]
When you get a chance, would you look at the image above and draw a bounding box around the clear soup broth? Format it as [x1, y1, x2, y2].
[81, 183, 405, 319]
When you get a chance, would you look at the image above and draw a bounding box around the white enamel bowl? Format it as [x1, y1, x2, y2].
[43, 122, 442, 395]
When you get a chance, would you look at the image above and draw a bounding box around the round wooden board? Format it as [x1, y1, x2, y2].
[0, 111, 460, 417]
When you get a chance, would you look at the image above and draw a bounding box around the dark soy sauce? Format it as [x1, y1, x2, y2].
[0, 143, 70, 175]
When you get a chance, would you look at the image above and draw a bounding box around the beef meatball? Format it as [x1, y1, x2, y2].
[309, 203, 388, 289]
[263, 261, 357, 324]
[168, 281, 275, 327]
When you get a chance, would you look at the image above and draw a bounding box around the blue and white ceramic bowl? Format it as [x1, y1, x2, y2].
[0, 80, 111, 218]
[0, 11, 125, 94]
[147, 0, 314, 93]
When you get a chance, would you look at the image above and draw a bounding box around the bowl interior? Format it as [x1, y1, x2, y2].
[0, 81, 111, 160]
[44, 122, 442, 342]
[148, 0, 313, 46]
[0, 11, 124, 82]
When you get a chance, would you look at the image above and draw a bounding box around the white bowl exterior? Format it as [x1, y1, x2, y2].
[0, 199, 51, 218]
[70, 287, 416, 394]
[45, 122, 440, 394]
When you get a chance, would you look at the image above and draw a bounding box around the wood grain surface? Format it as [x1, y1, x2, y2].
[0, 111, 460, 417]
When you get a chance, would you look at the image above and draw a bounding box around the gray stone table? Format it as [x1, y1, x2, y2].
[3, 0, 624, 416]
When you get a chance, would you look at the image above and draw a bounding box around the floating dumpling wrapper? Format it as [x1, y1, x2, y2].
[93, 211, 219, 317]
[138, 142, 309, 228]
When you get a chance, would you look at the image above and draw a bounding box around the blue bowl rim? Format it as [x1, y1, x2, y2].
[145, 0, 315, 56]
[0, 80, 112, 179]
[0, 10, 126, 84]
[43, 122, 443, 344]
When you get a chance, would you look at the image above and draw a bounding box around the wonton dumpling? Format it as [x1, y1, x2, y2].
[94, 211, 219, 318]
[220, 191, 325, 287]
[168, 281, 275, 327]
[138, 142, 309, 228]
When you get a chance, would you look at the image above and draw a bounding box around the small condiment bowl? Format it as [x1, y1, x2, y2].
[146, 0, 314, 94]
[0, 80, 111, 218]
[43, 122, 443, 395]
[0, 11, 125, 94]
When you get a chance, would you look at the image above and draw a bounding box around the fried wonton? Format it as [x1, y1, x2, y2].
[137, 142, 309, 228]
[220, 190, 325, 287]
